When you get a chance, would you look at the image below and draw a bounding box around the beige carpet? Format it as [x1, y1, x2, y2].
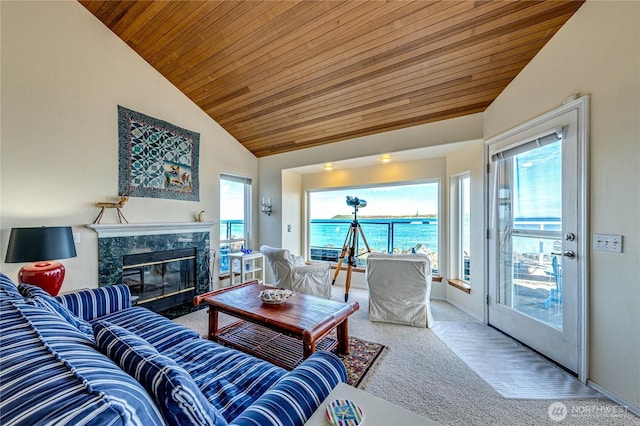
[173, 286, 639, 425]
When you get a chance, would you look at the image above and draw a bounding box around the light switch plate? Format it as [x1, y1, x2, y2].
[593, 234, 622, 253]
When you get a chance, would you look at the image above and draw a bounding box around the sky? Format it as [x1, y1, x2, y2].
[309, 182, 439, 219]
[220, 179, 245, 220]
[220, 181, 439, 220]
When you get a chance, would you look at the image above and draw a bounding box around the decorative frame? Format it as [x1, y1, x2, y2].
[118, 105, 200, 201]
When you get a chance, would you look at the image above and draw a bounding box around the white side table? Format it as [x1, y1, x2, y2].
[304, 382, 441, 426]
[229, 252, 264, 286]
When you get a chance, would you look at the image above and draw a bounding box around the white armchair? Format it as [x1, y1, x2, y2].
[366, 252, 434, 328]
[260, 245, 332, 298]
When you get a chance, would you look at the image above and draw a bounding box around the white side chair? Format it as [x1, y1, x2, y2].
[260, 245, 332, 298]
[365, 252, 434, 328]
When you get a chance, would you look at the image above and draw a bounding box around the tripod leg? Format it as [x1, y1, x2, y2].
[357, 225, 372, 254]
[344, 262, 352, 302]
[344, 228, 357, 302]
[332, 227, 354, 285]
[331, 245, 347, 284]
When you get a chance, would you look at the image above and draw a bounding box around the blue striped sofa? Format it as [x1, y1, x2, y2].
[0, 273, 347, 426]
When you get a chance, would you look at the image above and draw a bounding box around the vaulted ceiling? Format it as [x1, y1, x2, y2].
[80, 1, 583, 158]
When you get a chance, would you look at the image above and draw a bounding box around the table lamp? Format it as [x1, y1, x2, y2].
[5, 226, 77, 296]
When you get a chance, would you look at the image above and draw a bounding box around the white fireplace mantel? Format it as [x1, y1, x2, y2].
[86, 222, 216, 238]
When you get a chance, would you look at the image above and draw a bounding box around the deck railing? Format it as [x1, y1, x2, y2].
[309, 219, 439, 273]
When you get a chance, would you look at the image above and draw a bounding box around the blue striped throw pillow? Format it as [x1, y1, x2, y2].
[19, 283, 94, 339]
[93, 320, 227, 426]
[0, 273, 22, 298]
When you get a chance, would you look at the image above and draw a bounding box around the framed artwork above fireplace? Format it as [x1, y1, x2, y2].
[118, 105, 200, 201]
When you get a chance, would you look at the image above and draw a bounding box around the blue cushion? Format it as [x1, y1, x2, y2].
[93, 320, 227, 426]
[0, 273, 22, 299]
[56, 284, 131, 321]
[164, 338, 286, 422]
[1, 299, 165, 426]
[231, 351, 347, 426]
[96, 306, 201, 352]
[19, 283, 94, 339]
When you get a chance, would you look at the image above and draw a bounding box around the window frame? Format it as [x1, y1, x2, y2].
[305, 180, 441, 275]
[450, 172, 471, 284]
[219, 173, 252, 276]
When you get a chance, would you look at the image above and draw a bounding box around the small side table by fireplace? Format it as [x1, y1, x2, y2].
[229, 252, 264, 286]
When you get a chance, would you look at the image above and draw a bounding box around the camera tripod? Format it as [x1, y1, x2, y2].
[331, 206, 371, 302]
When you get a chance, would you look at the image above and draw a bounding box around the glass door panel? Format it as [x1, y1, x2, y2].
[496, 141, 564, 330]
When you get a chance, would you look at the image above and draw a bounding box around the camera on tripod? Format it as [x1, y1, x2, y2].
[336, 196, 371, 301]
[345, 196, 367, 209]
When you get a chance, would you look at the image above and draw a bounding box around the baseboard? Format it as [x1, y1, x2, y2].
[587, 380, 640, 417]
[443, 298, 483, 322]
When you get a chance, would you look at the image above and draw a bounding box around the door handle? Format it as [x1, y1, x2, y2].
[551, 250, 575, 259]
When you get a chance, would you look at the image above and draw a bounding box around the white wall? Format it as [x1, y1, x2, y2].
[0, 1, 258, 292]
[258, 113, 483, 250]
[445, 141, 485, 319]
[484, 0, 639, 408]
[281, 170, 302, 253]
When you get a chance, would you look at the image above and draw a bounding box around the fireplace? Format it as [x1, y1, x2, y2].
[122, 248, 197, 312]
[87, 222, 214, 313]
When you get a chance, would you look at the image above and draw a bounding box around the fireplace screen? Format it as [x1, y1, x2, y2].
[122, 248, 196, 305]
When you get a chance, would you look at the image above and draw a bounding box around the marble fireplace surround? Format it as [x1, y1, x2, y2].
[87, 222, 215, 310]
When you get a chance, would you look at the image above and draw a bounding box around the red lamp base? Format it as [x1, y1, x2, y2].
[18, 261, 66, 296]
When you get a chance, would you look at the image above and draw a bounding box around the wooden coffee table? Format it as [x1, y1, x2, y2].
[194, 281, 359, 369]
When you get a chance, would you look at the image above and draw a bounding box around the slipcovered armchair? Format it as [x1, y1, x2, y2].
[260, 245, 332, 298]
[365, 252, 434, 328]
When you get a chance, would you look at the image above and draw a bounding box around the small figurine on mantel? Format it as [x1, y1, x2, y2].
[196, 211, 205, 222]
[93, 192, 129, 224]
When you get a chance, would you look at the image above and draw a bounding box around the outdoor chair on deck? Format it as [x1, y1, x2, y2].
[366, 252, 434, 328]
[543, 256, 563, 308]
[260, 245, 332, 298]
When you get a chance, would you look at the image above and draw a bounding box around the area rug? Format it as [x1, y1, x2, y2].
[218, 320, 386, 388]
[431, 321, 601, 399]
[339, 334, 387, 388]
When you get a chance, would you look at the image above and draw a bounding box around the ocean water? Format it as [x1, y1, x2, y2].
[219, 218, 561, 273]
[221, 218, 559, 255]
[310, 219, 439, 254]
[310, 218, 561, 258]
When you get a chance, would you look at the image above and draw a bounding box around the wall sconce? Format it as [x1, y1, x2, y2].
[261, 197, 272, 216]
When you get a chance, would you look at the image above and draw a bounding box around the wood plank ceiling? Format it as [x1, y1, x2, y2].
[80, 1, 584, 158]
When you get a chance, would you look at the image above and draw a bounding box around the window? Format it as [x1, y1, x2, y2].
[219, 174, 251, 275]
[452, 174, 471, 282]
[308, 182, 439, 274]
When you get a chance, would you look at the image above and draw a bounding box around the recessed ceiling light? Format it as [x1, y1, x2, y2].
[323, 163, 333, 171]
[380, 154, 392, 163]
